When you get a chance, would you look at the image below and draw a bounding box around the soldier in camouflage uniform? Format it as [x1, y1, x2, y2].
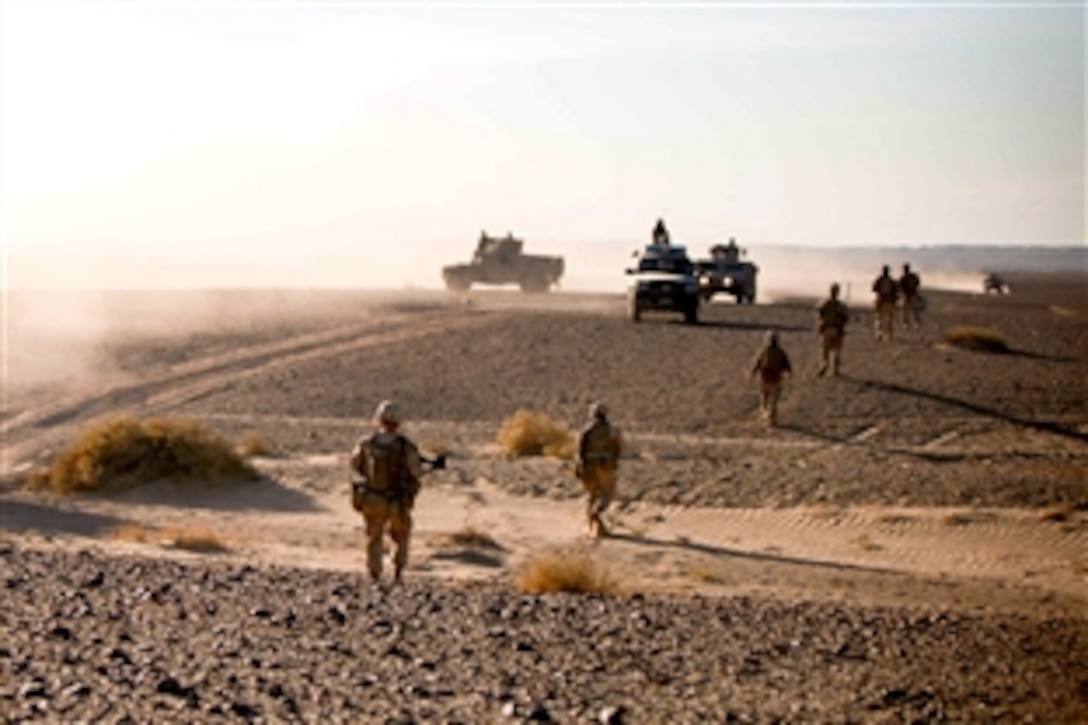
[750, 330, 792, 426]
[816, 282, 850, 377]
[652, 218, 671, 246]
[871, 265, 900, 341]
[350, 401, 424, 585]
[575, 402, 624, 538]
[899, 263, 922, 329]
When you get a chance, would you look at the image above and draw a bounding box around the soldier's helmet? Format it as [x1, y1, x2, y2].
[764, 330, 778, 345]
[882, 264, 890, 275]
[374, 400, 402, 425]
[830, 282, 840, 297]
[589, 402, 609, 421]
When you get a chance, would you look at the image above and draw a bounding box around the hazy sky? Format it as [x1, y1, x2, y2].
[2, 1, 1084, 289]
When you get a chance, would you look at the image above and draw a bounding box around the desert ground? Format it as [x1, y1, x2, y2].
[1, 272, 1086, 722]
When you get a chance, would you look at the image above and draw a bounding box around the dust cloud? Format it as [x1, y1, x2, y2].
[1, 289, 444, 399]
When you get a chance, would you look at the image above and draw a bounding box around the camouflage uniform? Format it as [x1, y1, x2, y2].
[350, 401, 424, 584]
[576, 403, 623, 538]
[816, 283, 850, 377]
[652, 218, 670, 246]
[871, 266, 900, 341]
[750, 331, 792, 426]
[899, 264, 922, 329]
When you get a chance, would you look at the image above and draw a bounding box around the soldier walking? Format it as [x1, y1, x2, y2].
[816, 282, 850, 377]
[350, 401, 425, 585]
[871, 265, 900, 341]
[575, 402, 624, 538]
[899, 263, 922, 329]
[652, 217, 671, 246]
[750, 331, 793, 426]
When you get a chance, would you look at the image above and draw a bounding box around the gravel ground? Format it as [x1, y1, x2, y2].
[2, 541, 1085, 724]
[2, 274, 1085, 723]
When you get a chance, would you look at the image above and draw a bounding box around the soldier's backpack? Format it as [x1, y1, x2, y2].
[874, 276, 898, 302]
[358, 434, 420, 505]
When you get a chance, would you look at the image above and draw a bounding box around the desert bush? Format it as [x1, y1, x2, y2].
[941, 326, 1009, 353]
[28, 414, 259, 494]
[111, 524, 230, 553]
[238, 432, 276, 458]
[516, 549, 619, 595]
[167, 527, 230, 553]
[110, 524, 157, 544]
[440, 526, 504, 550]
[1038, 502, 1078, 523]
[498, 410, 576, 459]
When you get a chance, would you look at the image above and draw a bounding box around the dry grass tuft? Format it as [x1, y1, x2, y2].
[942, 512, 975, 526]
[448, 526, 504, 550]
[167, 527, 230, 553]
[517, 549, 619, 595]
[1038, 503, 1077, 523]
[238, 432, 276, 458]
[110, 524, 230, 553]
[851, 535, 883, 552]
[941, 326, 1010, 353]
[942, 510, 997, 526]
[430, 526, 505, 551]
[27, 414, 259, 494]
[111, 524, 158, 544]
[686, 566, 728, 585]
[497, 410, 576, 460]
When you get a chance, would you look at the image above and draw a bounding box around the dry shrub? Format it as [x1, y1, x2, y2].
[1038, 503, 1076, 523]
[517, 550, 619, 595]
[28, 414, 259, 494]
[498, 410, 576, 459]
[447, 526, 503, 550]
[851, 535, 883, 552]
[941, 326, 1009, 353]
[111, 524, 157, 544]
[238, 432, 276, 458]
[110, 524, 229, 553]
[942, 510, 996, 527]
[167, 527, 230, 553]
[686, 566, 727, 585]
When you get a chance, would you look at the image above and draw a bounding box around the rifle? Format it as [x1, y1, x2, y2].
[421, 453, 447, 472]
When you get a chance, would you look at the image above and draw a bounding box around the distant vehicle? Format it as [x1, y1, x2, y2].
[983, 273, 1009, 294]
[626, 243, 701, 324]
[442, 232, 564, 293]
[693, 238, 758, 304]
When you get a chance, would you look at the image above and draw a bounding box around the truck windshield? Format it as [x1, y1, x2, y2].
[639, 257, 692, 274]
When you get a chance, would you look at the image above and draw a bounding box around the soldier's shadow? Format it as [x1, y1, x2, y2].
[604, 531, 898, 576]
[840, 376, 1088, 444]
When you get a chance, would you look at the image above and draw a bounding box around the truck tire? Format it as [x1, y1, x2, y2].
[445, 275, 470, 292]
[629, 298, 642, 322]
[683, 299, 699, 324]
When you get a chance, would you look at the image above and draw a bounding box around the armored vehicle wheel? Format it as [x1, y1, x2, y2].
[445, 277, 470, 292]
[683, 301, 699, 324]
[519, 276, 550, 293]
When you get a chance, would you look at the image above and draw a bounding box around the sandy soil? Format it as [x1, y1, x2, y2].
[1, 272, 1086, 720]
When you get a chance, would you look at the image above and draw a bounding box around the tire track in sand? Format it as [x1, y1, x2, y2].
[1, 309, 495, 474]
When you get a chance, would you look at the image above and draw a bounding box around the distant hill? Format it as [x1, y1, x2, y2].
[771, 245, 1086, 274]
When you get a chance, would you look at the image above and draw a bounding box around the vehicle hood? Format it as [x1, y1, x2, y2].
[631, 271, 694, 284]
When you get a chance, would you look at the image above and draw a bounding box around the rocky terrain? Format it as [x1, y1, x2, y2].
[2, 271, 1086, 721]
[2, 541, 1085, 723]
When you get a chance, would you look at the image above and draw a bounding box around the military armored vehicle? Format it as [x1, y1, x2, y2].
[693, 238, 758, 304]
[442, 232, 564, 293]
[626, 243, 701, 324]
